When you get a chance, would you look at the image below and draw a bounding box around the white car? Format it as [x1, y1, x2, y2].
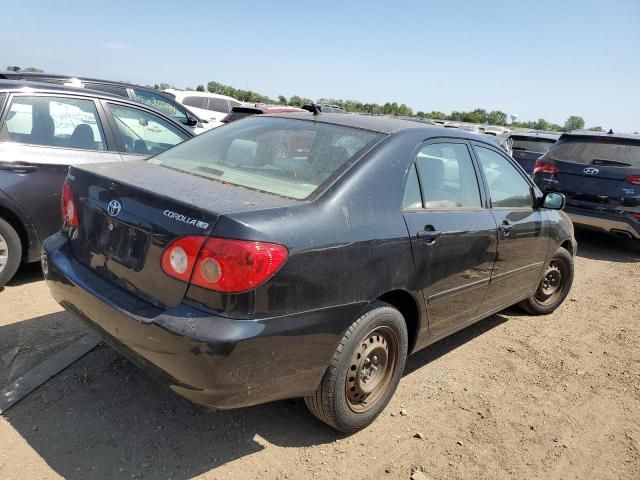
[163, 89, 243, 127]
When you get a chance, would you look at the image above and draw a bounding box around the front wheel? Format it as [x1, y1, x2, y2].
[305, 301, 408, 433]
[0, 218, 22, 287]
[519, 247, 574, 315]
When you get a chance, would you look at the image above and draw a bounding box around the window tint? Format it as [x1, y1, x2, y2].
[475, 146, 533, 208]
[149, 116, 382, 200]
[415, 142, 481, 208]
[402, 164, 422, 209]
[85, 83, 128, 97]
[183, 96, 208, 109]
[108, 103, 189, 155]
[547, 137, 640, 167]
[209, 98, 230, 113]
[0, 95, 105, 150]
[511, 137, 556, 154]
[133, 89, 188, 124]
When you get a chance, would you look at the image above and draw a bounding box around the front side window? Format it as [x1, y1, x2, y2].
[108, 103, 189, 155]
[415, 142, 481, 208]
[149, 116, 383, 199]
[133, 89, 188, 124]
[0, 95, 105, 150]
[209, 98, 230, 113]
[475, 145, 533, 208]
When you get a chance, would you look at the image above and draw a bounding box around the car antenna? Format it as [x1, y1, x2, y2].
[607, 129, 614, 135]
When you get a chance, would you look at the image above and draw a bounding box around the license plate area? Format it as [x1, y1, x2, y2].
[87, 213, 149, 271]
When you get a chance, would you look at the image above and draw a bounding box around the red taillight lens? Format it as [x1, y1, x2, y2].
[161, 236, 288, 293]
[631, 213, 640, 220]
[61, 180, 79, 228]
[625, 175, 640, 185]
[533, 160, 559, 174]
[161, 236, 207, 282]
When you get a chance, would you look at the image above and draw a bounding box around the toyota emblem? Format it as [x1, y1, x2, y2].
[107, 200, 122, 217]
[583, 167, 599, 175]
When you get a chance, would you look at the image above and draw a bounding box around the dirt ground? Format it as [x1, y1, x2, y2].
[0, 230, 638, 480]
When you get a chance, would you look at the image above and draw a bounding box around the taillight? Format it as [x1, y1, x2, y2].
[533, 159, 559, 174]
[61, 180, 79, 228]
[631, 213, 640, 220]
[625, 175, 640, 185]
[161, 236, 288, 293]
[161, 236, 207, 282]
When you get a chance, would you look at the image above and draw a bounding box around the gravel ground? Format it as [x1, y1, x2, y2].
[0, 230, 638, 480]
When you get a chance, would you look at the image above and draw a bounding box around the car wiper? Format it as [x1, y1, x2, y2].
[591, 159, 631, 167]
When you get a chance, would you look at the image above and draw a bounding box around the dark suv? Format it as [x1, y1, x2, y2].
[0, 72, 203, 129]
[510, 131, 560, 173]
[534, 132, 640, 241]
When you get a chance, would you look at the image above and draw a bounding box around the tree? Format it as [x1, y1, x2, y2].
[563, 115, 585, 132]
[22, 67, 43, 73]
[533, 118, 551, 131]
[6, 66, 20, 72]
[587, 126, 604, 132]
[154, 82, 173, 90]
[196, 85, 205, 92]
[487, 110, 507, 126]
[277, 95, 288, 105]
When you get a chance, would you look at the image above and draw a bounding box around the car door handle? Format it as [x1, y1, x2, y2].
[0, 163, 39, 173]
[417, 227, 442, 244]
[499, 222, 513, 237]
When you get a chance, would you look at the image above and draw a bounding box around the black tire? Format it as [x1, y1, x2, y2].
[304, 301, 408, 433]
[519, 247, 574, 315]
[0, 218, 22, 287]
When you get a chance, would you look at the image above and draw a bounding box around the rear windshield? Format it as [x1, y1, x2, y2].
[149, 116, 383, 199]
[511, 137, 556, 154]
[547, 137, 640, 167]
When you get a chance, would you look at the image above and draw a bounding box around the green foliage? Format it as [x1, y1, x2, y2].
[563, 115, 585, 132]
[207, 81, 273, 104]
[196, 85, 205, 92]
[487, 110, 507, 126]
[6, 66, 43, 72]
[587, 126, 603, 132]
[153, 82, 174, 90]
[6, 66, 20, 72]
[277, 95, 288, 105]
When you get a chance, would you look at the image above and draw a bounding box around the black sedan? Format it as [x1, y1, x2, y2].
[43, 113, 576, 432]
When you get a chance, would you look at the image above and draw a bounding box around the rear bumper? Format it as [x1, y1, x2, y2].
[42, 233, 365, 409]
[565, 207, 640, 240]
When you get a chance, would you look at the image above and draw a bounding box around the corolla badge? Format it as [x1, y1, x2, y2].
[107, 200, 122, 217]
[583, 167, 599, 175]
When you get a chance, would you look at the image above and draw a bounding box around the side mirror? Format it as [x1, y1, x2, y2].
[542, 192, 566, 210]
[139, 118, 149, 127]
[186, 115, 199, 127]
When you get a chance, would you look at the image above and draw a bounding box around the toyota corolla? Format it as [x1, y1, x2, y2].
[43, 113, 575, 432]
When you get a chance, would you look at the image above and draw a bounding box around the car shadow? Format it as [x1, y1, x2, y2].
[2, 311, 510, 479]
[6, 262, 44, 286]
[575, 230, 640, 263]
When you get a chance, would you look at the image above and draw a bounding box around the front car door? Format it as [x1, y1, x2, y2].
[0, 93, 121, 245]
[403, 139, 498, 337]
[472, 143, 550, 311]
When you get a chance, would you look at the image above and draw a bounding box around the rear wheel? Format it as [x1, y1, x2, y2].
[519, 247, 573, 315]
[0, 218, 22, 287]
[305, 301, 408, 433]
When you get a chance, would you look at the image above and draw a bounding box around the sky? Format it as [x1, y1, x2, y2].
[2, 0, 639, 131]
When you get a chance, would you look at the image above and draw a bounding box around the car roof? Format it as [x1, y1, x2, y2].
[0, 71, 157, 91]
[559, 131, 640, 143]
[265, 111, 498, 140]
[234, 105, 307, 114]
[164, 89, 239, 101]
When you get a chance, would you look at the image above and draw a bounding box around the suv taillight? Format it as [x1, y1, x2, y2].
[533, 159, 559, 174]
[625, 175, 640, 185]
[61, 180, 78, 228]
[161, 236, 288, 293]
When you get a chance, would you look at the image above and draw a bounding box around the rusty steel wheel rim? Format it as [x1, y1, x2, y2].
[535, 259, 567, 305]
[345, 326, 399, 413]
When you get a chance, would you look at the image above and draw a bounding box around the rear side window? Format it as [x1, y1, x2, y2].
[107, 103, 189, 155]
[209, 98, 230, 113]
[415, 142, 481, 208]
[0, 95, 105, 150]
[475, 146, 532, 208]
[182, 96, 208, 109]
[511, 137, 556, 154]
[402, 164, 422, 209]
[547, 137, 640, 167]
[149, 116, 383, 199]
[132, 89, 188, 124]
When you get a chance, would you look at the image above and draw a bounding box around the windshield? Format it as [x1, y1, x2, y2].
[547, 137, 640, 167]
[511, 137, 556, 154]
[149, 116, 383, 199]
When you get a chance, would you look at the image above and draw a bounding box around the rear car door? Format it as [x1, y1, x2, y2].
[0, 93, 121, 244]
[101, 101, 191, 160]
[402, 139, 498, 337]
[472, 143, 550, 312]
